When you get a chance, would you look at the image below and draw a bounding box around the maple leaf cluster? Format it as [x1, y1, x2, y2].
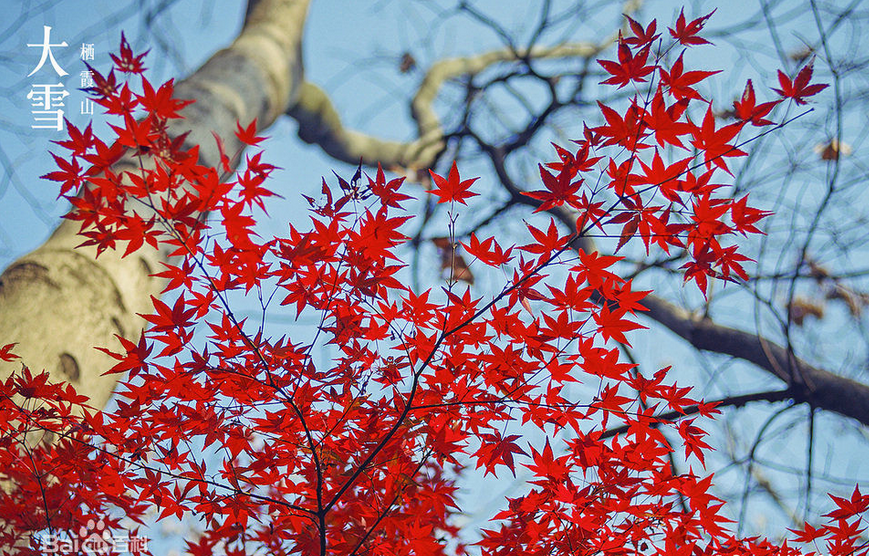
[1, 11, 850, 556]
[518, 9, 827, 295]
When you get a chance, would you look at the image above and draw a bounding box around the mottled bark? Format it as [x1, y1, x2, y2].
[0, 0, 309, 410]
[0, 0, 311, 548]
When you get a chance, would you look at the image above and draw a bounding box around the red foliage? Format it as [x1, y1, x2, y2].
[774, 62, 829, 106]
[4, 11, 850, 556]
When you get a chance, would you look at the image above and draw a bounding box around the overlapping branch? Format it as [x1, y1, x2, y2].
[285, 42, 604, 170]
[0, 0, 310, 423]
[516, 168, 869, 427]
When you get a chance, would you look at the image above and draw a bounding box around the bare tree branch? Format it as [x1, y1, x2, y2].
[640, 295, 869, 426]
[285, 42, 605, 170]
[519, 179, 869, 427]
[288, 81, 445, 169]
[601, 388, 795, 439]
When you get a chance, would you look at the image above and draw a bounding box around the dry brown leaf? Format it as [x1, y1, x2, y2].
[789, 296, 824, 326]
[389, 164, 430, 187]
[813, 139, 852, 161]
[790, 47, 814, 63]
[399, 52, 417, 73]
[806, 259, 830, 281]
[826, 284, 864, 318]
[432, 237, 474, 285]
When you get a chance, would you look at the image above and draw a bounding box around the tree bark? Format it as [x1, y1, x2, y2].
[641, 295, 869, 425]
[0, 0, 310, 417]
[0, 1, 311, 548]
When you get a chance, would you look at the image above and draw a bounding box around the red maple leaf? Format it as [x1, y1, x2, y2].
[788, 521, 826, 544]
[525, 439, 569, 480]
[42, 153, 85, 196]
[599, 42, 655, 89]
[773, 61, 828, 105]
[236, 118, 267, 146]
[593, 303, 645, 345]
[595, 101, 649, 151]
[110, 32, 149, 74]
[462, 233, 513, 267]
[53, 120, 95, 157]
[668, 8, 714, 46]
[97, 333, 153, 376]
[476, 432, 527, 477]
[140, 294, 198, 332]
[644, 89, 692, 148]
[731, 194, 771, 235]
[691, 107, 745, 173]
[137, 78, 193, 120]
[84, 62, 119, 98]
[522, 164, 582, 212]
[678, 419, 712, 466]
[733, 80, 777, 126]
[623, 16, 660, 48]
[429, 161, 479, 205]
[825, 485, 869, 519]
[0, 343, 18, 362]
[660, 53, 719, 101]
[109, 113, 157, 149]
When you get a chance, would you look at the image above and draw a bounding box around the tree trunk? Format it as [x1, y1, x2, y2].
[0, 1, 309, 545]
[0, 0, 309, 411]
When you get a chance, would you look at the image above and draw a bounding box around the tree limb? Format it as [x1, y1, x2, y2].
[285, 42, 604, 170]
[509, 168, 869, 427]
[640, 295, 869, 426]
[0, 0, 310, 412]
[287, 81, 445, 169]
[601, 388, 795, 439]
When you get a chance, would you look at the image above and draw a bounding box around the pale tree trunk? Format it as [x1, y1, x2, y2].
[0, 0, 309, 546]
[0, 0, 308, 412]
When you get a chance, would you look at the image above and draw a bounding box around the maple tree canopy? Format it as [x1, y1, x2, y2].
[1, 12, 857, 556]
